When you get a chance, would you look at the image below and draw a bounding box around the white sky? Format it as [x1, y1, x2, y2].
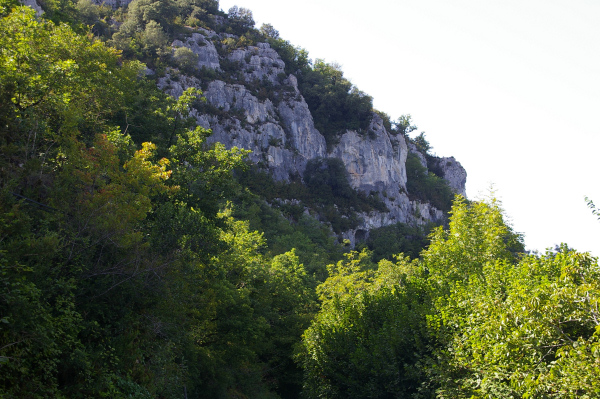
[218, 0, 600, 256]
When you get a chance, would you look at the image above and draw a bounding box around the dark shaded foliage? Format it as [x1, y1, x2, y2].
[365, 222, 433, 262]
[237, 159, 385, 234]
[299, 61, 373, 149]
[405, 153, 454, 212]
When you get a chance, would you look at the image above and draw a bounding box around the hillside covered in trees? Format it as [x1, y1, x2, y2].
[1, 0, 599, 397]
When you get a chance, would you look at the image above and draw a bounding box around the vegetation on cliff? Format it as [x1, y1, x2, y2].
[1, 0, 599, 398]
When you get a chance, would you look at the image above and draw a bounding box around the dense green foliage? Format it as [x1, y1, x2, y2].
[231, 179, 343, 282]
[300, 249, 432, 398]
[301, 197, 600, 398]
[299, 61, 373, 149]
[364, 222, 433, 262]
[0, 4, 316, 397]
[2, 1, 599, 398]
[405, 153, 454, 212]
[238, 159, 386, 234]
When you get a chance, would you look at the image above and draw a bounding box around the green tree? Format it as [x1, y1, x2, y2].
[366, 222, 432, 261]
[260, 22, 279, 39]
[111, 0, 177, 59]
[175, 0, 217, 27]
[300, 60, 373, 148]
[413, 131, 431, 154]
[394, 114, 418, 136]
[299, 197, 529, 398]
[427, 246, 599, 397]
[173, 46, 199, 71]
[141, 20, 170, 57]
[415, 197, 600, 398]
[301, 251, 433, 398]
[268, 38, 310, 75]
[405, 153, 454, 211]
[585, 196, 600, 221]
[227, 5, 255, 34]
[0, 5, 286, 397]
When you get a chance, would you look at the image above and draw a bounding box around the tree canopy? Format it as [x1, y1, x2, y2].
[1, 1, 598, 398]
[301, 197, 599, 398]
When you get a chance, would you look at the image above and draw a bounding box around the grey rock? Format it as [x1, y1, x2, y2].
[431, 156, 467, 196]
[276, 95, 327, 163]
[173, 78, 324, 181]
[172, 33, 220, 70]
[153, 29, 467, 244]
[342, 194, 446, 247]
[204, 80, 275, 124]
[157, 70, 202, 99]
[407, 142, 427, 168]
[329, 113, 408, 195]
[228, 42, 286, 85]
[328, 113, 450, 246]
[21, 0, 43, 15]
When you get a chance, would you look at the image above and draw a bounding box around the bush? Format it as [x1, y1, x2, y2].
[173, 46, 198, 71]
[299, 61, 373, 149]
[405, 153, 454, 212]
[366, 222, 432, 261]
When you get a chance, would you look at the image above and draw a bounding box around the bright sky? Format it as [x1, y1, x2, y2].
[218, 0, 600, 256]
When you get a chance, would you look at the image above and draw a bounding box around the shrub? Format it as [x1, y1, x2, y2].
[405, 153, 454, 212]
[173, 46, 198, 71]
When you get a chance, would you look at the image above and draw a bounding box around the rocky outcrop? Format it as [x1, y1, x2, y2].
[157, 72, 202, 98]
[159, 60, 325, 181]
[228, 43, 286, 85]
[406, 142, 467, 196]
[330, 118, 447, 246]
[275, 76, 326, 161]
[329, 114, 407, 195]
[197, 75, 326, 180]
[407, 142, 427, 168]
[21, 0, 43, 15]
[157, 27, 466, 245]
[173, 33, 221, 70]
[430, 156, 467, 196]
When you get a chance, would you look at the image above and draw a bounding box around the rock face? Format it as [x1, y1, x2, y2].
[329, 114, 407, 195]
[328, 115, 452, 245]
[430, 156, 467, 197]
[21, 0, 43, 15]
[407, 142, 427, 168]
[228, 43, 286, 85]
[157, 27, 466, 245]
[173, 33, 221, 70]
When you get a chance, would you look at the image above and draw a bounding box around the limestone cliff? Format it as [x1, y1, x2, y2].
[157, 26, 466, 244]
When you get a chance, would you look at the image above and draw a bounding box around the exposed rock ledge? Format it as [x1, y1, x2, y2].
[157, 28, 466, 246]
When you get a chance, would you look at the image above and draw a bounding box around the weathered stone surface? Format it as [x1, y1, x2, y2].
[431, 156, 467, 196]
[161, 73, 326, 181]
[329, 114, 407, 195]
[204, 80, 275, 124]
[157, 71, 202, 98]
[228, 42, 286, 84]
[407, 142, 427, 168]
[328, 113, 452, 246]
[276, 93, 327, 162]
[154, 28, 466, 244]
[22, 0, 43, 15]
[172, 33, 220, 70]
[341, 194, 445, 247]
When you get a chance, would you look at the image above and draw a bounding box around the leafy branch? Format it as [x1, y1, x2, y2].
[585, 196, 600, 220]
